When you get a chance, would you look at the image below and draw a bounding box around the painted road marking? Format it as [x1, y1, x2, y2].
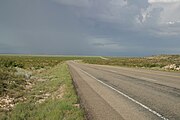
[108, 70, 118, 73]
[138, 77, 157, 82]
[80, 69, 169, 120]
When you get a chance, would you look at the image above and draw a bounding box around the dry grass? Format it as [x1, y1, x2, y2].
[82, 55, 180, 71]
[0, 55, 84, 120]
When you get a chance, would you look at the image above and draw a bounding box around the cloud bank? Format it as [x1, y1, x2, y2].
[0, 0, 180, 56]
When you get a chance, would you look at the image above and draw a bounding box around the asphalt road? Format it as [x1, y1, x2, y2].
[67, 61, 180, 120]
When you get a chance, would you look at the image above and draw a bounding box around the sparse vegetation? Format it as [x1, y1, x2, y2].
[0, 54, 179, 119]
[82, 55, 180, 71]
[0, 55, 84, 120]
[0, 55, 85, 97]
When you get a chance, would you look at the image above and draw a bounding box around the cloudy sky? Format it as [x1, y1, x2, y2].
[0, 0, 180, 56]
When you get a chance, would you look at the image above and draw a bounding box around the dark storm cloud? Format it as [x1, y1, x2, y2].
[0, 0, 180, 56]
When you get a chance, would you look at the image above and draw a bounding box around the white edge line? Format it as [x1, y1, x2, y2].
[80, 69, 169, 120]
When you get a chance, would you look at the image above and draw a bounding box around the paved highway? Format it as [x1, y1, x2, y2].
[67, 61, 180, 120]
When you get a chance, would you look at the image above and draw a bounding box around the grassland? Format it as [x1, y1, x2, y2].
[82, 55, 180, 71]
[0, 54, 179, 119]
[0, 55, 84, 120]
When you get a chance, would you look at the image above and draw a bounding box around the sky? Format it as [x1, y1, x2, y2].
[0, 0, 180, 56]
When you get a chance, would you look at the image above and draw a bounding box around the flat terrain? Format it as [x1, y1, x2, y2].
[83, 55, 180, 71]
[0, 56, 84, 120]
[1, 55, 179, 120]
[68, 61, 180, 120]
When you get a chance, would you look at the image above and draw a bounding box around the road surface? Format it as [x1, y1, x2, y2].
[67, 61, 180, 120]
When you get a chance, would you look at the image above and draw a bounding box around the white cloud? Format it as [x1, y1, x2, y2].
[159, 3, 180, 23]
[109, 0, 127, 7]
[149, 0, 180, 3]
[167, 21, 176, 24]
[52, 0, 180, 36]
[166, 21, 180, 25]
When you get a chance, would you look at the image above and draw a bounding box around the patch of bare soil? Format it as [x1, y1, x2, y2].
[0, 95, 14, 111]
[52, 84, 65, 100]
[35, 85, 65, 104]
[0, 66, 66, 111]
